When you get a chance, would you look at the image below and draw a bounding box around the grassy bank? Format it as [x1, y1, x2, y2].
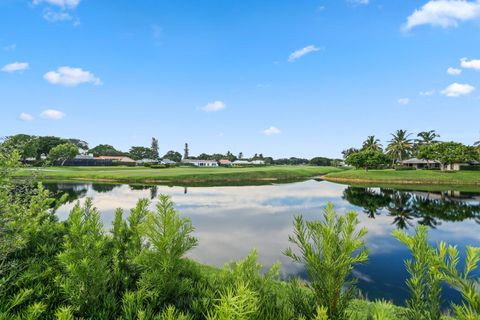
[323, 169, 480, 186]
[15, 165, 343, 184]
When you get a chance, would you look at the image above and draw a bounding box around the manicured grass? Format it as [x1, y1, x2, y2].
[15, 165, 343, 184]
[323, 169, 480, 186]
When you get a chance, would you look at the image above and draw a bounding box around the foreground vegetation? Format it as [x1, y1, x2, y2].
[15, 165, 343, 184]
[3, 152, 480, 319]
[323, 169, 480, 186]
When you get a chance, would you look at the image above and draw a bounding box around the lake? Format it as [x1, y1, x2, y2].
[44, 180, 480, 306]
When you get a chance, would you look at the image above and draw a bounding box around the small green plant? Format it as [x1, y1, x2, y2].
[206, 281, 258, 320]
[394, 226, 442, 320]
[284, 203, 369, 320]
[436, 242, 480, 320]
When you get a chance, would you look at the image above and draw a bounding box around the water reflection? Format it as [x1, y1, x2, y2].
[43, 180, 480, 306]
[343, 187, 480, 229]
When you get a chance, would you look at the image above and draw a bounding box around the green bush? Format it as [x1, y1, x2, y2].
[459, 165, 480, 171]
[284, 203, 369, 320]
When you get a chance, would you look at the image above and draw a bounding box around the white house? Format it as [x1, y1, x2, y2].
[401, 158, 440, 170]
[251, 160, 265, 165]
[182, 159, 218, 167]
[161, 159, 176, 165]
[232, 160, 251, 166]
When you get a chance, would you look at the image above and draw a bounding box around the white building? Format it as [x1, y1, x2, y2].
[182, 159, 218, 167]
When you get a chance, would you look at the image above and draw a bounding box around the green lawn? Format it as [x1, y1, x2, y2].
[15, 165, 343, 184]
[323, 169, 480, 186]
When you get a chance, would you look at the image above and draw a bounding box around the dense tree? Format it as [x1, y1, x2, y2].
[66, 138, 89, 151]
[36, 136, 66, 159]
[416, 130, 440, 146]
[89, 144, 124, 157]
[129, 146, 153, 160]
[362, 135, 382, 152]
[309, 157, 333, 166]
[151, 138, 159, 160]
[345, 150, 389, 171]
[341, 148, 359, 160]
[0, 134, 38, 160]
[386, 130, 413, 164]
[418, 142, 478, 171]
[238, 152, 243, 159]
[163, 150, 182, 162]
[48, 143, 79, 165]
[225, 151, 237, 161]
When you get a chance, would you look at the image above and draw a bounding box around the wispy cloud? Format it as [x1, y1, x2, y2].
[288, 45, 321, 62]
[3, 43, 16, 51]
[33, 0, 81, 9]
[44, 66, 102, 86]
[349, 0, 369, 5]
[19, 113, 34, 122]
[441, 82, 475, 97]
[420, 90, 435, 96]
[151, 24, 163, 45]
[447, 67, 462, 75]
[201, 100, 226, 112]
[40, 109, 66, 120]
[397, 98, 410, 105]
[263, 126, 281, 136]
[403, 0, 480, 31]
[1, 62, 29, 73]
[460, 57, 480, 70]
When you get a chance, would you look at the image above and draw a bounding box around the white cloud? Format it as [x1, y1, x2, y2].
[288, 45, 321, 62]
[349, 0, 369, 5]
[19, 113, 34, 121]
[44, 66, 102, 86]
[441, 82, 475, 97]
[420, 89, 435, 96]
[397, 98, 410, 105]
[447, 67, 462, 75]
[33, 0, 80, 9]
[201, 100, 226, 112]
[404, 0, 480, 31]
[263, 126, 281, 136]
[43, 9, 73, 22]
[40, 109, 66, 120]
[460, 57, 480, 70]
[1, 62, 29, 73]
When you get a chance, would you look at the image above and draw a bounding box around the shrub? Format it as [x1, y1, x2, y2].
[394, 226, 442, 320]
[459, 165, 480, 171]
[284, 203, 369, 320]
[435, 242, 480, 320]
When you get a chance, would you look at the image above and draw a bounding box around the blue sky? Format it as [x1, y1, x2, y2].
[1, 0, 479, 158]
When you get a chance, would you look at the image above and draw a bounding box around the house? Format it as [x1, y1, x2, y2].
[251, 160, 265, 165]
[232, 160, 251, 166]
[136, 159, 158, 165]
[63, 154, 113, 166]
[161, 159, 176, 165]
[96, 156, 136, 165]
[219, 159, 232, 166]
[441, 160, 480, 171]
[182, 159, 218, 167]
[401, 158, 441, 170]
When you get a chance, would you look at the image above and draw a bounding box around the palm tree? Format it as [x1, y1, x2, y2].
[362, 135, 382, 152]
[416, 130, 440, 146]
[386, 129, 413, 164]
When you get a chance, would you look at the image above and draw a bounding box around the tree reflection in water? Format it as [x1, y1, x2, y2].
[343, 187, 480, 230]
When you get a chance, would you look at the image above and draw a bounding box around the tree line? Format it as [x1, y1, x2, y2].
[343, 130, 480, 171]
[0, 134, 342, 167]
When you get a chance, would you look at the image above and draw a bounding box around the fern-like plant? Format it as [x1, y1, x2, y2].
[284, 203, 369, 320]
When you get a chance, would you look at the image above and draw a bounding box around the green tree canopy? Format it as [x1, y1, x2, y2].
[151, 137, 159, 160]
[89, 144, 124, 157]
[362, 136, 383, 152]
[0, 134, 38, 160]
[386, 130, 413, 163]
[417, 142, 478, 170]
[48, 143, 79, 165]
[345, 150, 389, 171]
[163, 150, 182, 162]
[129, 146, 153, 160]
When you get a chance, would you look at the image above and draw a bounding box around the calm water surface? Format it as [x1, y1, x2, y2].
[46, 180, 480, 306]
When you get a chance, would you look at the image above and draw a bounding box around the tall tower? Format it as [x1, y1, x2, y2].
[184, 143, 189, 159]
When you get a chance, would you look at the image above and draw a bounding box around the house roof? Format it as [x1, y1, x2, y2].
[96, 156, 135, 162]
[401, 158, 440, 164]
